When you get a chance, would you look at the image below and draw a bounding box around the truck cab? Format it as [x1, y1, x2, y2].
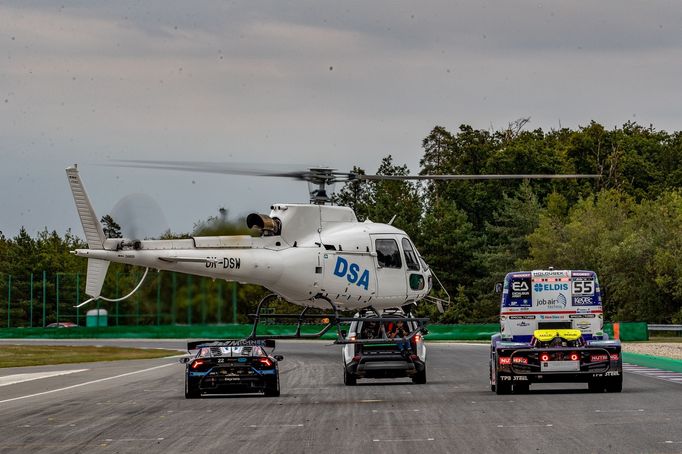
[490, 269, 622, 394]
[500, 269, 603, 341]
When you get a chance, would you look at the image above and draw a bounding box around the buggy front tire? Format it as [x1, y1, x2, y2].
[344, 368, 357, 386]
[412, 366, 427, 384]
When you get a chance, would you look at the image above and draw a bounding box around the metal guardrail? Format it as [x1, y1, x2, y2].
[648, 324, 682, 332]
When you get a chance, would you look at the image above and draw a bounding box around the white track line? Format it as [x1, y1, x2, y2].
[0, 363, 174, 404]
[0, 369, 89, 387]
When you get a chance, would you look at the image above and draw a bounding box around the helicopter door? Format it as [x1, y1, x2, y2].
[371, 236, 407, 302]
[401, 238, 425, 299]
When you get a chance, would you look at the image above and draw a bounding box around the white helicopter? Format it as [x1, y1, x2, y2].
[67, 162, 597, 340]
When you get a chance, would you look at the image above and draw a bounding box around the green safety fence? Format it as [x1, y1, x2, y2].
[614, 322, 649, 341]
[0, 271, 241, 328]
[0, 323, 498, 340]
[0, 322, 653, 341]
[424, 324, 499, 341]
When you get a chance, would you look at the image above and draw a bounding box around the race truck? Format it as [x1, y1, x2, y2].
[181, 339, 284, 398]
[341, 309, 428, 386]
[490, 269, 622, 394]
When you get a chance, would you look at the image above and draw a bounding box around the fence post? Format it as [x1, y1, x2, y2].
[42, 270, 46, 328]
[7, 274, 11, 328]
[156, 272, 161, 326]
[217, 281, 223, 325]
[201, 278, 207, 325]
[76, 272, 80, 326]
[135, 271, 140, 326]
[115, 272, 120, 326]
[232, 282, 237, 324]
[171, 272, 177, 325]
[29, 273, 33, 328]
[56, 273, 60, 325]
[187, 275, 193, 325]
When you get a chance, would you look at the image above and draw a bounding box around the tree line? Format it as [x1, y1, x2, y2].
[1, 120, 680, 326]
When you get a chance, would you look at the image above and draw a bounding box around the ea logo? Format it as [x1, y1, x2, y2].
[333, 256, 370, 290]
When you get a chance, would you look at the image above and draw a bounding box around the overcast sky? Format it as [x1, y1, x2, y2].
[1, 1, 681, 238]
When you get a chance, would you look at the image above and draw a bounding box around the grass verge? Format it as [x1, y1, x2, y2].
[0, 345, 179, 368]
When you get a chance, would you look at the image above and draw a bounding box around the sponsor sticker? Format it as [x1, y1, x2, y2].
[535, 293, 568, 308]
[533, 282, 570, 293]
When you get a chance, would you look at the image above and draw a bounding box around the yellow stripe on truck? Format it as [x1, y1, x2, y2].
[533, 329, 582, 342]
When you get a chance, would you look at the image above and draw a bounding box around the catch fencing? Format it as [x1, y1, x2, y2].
[0, 270, 240, 328]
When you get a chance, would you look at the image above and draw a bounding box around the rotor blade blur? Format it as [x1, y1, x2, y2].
[355, 174, 601, 181]
[108, 160, 311, 180]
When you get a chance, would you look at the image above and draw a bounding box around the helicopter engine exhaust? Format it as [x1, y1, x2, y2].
[247, 213, 281, 236]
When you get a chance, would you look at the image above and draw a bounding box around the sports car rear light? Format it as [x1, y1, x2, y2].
[512, 357, 528, 365]
[610, 353, 619, 361]
[259, 357, 273, 367]
[350, 335, 357, 342]
[499, 357, 511, 365]
[569, 352, 579, 361]
[540, 353, 550, 362]
[191, 360, 205, 369]
[590, 354, 608, 362]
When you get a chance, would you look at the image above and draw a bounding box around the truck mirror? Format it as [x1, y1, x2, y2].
[179, 357, 190, 364]
[494, 282, 503, 294]
[274, 355, 284, 362]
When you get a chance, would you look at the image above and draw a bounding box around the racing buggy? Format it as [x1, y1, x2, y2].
[490, 269, 622, 394]
[181, 339, 283, 398]
[341, 309, 428, 386]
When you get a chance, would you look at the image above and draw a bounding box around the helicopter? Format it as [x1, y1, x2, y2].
[66, 162, 598, 341]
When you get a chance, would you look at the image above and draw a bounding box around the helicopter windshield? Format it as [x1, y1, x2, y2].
[401, 238, 420, 271]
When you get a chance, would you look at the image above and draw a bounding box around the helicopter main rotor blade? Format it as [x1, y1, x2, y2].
[108, 160, 313, 180]
[354, 174, 600, 181]
[107, 160, 599, 183]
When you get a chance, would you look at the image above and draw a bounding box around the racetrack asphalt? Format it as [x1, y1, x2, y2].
[0, 340, 681, 454]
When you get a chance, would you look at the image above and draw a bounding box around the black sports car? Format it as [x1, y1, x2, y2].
[182, 339, 283, 398]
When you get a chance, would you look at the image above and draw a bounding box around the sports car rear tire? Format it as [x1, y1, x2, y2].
[264, 375, 280, 397]
[185, 377, 200, 399]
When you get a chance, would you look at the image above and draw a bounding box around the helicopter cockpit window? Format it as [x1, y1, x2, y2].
[401, 238, 420, 271]
[375, 239, 402, 269]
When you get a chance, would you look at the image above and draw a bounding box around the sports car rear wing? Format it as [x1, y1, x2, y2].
[187, 339, 276, 351]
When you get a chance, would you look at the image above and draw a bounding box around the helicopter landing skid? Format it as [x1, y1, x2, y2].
[246, 294, 340, 340]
